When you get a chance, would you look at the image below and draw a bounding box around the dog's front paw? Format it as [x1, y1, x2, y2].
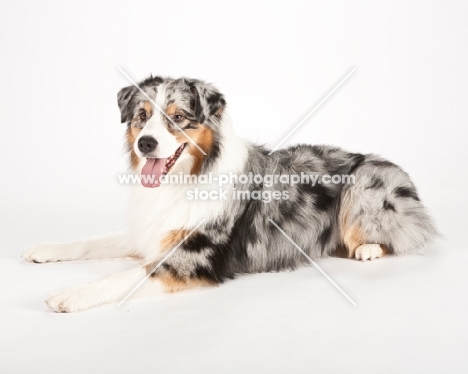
[354, 244, 384, 261]
[22, 244, 60, 263]
[46, 286, 94, 313]
[22, 243, 74, 263]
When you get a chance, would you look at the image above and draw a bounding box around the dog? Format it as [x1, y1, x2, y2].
[22, 76, 438, 312]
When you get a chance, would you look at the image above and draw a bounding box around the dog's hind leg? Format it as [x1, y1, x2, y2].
[338, 157, 438, 261]
[22, 232, 137, 263]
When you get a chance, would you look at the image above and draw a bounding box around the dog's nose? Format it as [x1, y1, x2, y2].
[138, 136, 158, 154]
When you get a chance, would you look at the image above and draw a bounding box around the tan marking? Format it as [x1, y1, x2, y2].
[342, 225, 364, 258]
[127, 252, 144, 261]
[126, 126, 141, 169]
[158, 273, 216, 293]
[142, 101, 153, 116]
[165, 103, 178, 116]
[160, 230, 192, 251]
[214, 105, 225, 116]
[174, 125, 213, 175]
[339, 189, 364, 257]
[379, 244, 389, 255]
[339, 187, 391, 259]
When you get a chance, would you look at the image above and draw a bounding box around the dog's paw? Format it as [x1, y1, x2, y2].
[355, 244, 384, 261]
[22, 243, 72, 263]
[46, 286, 94, 313]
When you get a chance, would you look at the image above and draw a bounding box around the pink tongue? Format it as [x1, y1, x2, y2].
[141, 158, 167, 188]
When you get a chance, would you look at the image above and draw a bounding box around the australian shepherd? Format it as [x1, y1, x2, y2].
[22, 76, 438, 312]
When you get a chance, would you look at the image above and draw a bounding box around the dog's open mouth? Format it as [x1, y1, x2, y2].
[141, 143, 186, 188]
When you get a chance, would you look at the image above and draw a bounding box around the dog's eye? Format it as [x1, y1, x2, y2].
[173, 115, 185, 123]
[138, 112, 147, 121]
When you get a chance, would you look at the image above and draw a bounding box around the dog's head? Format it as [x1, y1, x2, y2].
[117, 76, 225, 187]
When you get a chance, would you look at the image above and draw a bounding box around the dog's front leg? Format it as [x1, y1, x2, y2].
[46, 262, 215, 313]
[22, 232, 137, 263]
[45, 265, 155, 312]
[45, 227, 229, 312]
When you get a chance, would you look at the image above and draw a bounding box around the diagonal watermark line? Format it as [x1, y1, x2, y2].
[269, 219, 357, 306]
[117, 219, 206, 307]
[268, 68, 356, 155]
[118, 67, 207, 156]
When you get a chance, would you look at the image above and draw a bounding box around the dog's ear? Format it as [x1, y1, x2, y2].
[117, 85, 138, 123]
[189, 82, 226, 124]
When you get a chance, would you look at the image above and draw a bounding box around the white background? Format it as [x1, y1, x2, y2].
[1, 0, 467, 373]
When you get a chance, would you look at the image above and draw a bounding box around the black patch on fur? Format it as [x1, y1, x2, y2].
[206, 92, 226, 116]
[117, 86, 138, 123]
[308, 184, 335, 212]
[318, 225, 332, 252]
[152, 263, 178, 278]
[193, 265, 222, 283]
[368, 160, 397, 168]
[278, 198, 293, 219]
[189, 199, 259, 283]
[311, 145, 326, 159]
[394, 186, 420, 201]
[278, 190, 307, 223]
[366, 176, 384, 189]
[221, 199, 260, 270]
[189, 85, 205, 124]
[140, 75, 164, 87]
[183, 232, 212, 253]
[348, 153, 366, 174]
[231, 199, 260, 248]
[154, 263, 215, 286]
[383, 200, 396, 211]
[188, 81, 226, 124]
